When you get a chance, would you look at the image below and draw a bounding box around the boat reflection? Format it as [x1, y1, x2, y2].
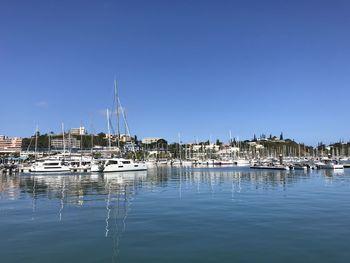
[102, 171, 147, 262]
[1, 167, 350, 262]
[0, 173, 21, 200]
[320, 169, 345, 177]
[104, 170, 147, 184]
[2, 168, 347, 202]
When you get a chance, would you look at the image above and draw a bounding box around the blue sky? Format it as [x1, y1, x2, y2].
[0, 0, 349, 145]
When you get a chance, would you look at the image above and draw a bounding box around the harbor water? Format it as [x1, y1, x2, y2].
[1, 167, 350, 262]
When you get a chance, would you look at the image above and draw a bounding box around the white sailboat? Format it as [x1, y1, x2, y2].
[94, 79, 148, 173]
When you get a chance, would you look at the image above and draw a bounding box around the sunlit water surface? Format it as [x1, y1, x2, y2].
[1, 167, 350, 262]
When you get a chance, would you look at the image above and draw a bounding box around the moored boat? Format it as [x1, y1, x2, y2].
[30, 159, 70, 173]
[250, 163, 290, 170]
[316, 158, 344, 169]
[103, 158, 147, 172]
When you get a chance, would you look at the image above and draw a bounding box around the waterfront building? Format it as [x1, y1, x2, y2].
[70, 127, 87, 136]
[123, 142, 140, 152]
[142, 137, 163, 144]
[120, 134, 132, 143]
[0, 136, 22, 153]
[50, 137, 81, 149]
[104, 134, 116, 142]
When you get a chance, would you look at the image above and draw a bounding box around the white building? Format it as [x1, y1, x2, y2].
[70, 127, 87, 136]
[51, 137, 81, 149]
[0, 136, 22, 153]
[120, 134, 132, 143]
[142, 137, 163, 144]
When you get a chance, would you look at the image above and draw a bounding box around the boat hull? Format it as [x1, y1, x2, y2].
[103, 164, 147, 172]
[30, 167, 71, 173]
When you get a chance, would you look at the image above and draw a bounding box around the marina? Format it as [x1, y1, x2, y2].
[1, 167, 350, 262]
[1, 1, 350, 262]
[2, 153, 350, 175]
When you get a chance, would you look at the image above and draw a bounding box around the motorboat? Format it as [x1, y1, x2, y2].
[91, 159, 105, 172]
[250, 162, 290, 170]
[316, 158, 344, 169]
[233, 158, 251, 167]
[30, 159, 70, 173]
[103, 158, 147, 172]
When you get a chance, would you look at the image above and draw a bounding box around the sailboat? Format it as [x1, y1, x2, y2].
[95, 79, 147, 173]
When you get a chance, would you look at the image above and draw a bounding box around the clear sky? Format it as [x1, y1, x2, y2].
[1, 0, 349, 145]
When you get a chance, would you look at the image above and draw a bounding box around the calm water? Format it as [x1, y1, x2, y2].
[1, 167, 350, 262]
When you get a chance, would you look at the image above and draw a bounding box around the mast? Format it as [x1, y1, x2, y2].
[178, 133, 182, 162]
[90, 123, 94, 155]
[62, 123, 66, 154]
[80, 123, 83, 164]
[68, 129, 72, 156]
[209, 135, 212, 160]
[229, 130, 232, 160]
[117, 95, 136, 156]
[48, 133, 51, 154]
[91, 133, 94, 155]
[114, 79, 120, 149]
[34, 125, 38, 160]
[107, 109, 111, 150]
[80, 129, 83, 153]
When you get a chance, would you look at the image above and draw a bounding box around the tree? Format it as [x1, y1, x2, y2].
[93, 152, 102, 159]
[232, 137, 236, 146]
[280, 132, 284, 140]
[215, 139, 222, 145]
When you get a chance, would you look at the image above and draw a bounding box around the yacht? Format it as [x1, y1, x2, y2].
[292, 163, 309, 170]
[67, 156, 92, 171]
[339, 158, 350, 168]
[91, 159, 105, 172]
[233, 158, 251, 167]
[324, 163, 344, 169]
[168, 159, 193, 166]
[316, 158, 344, 169]
[250, 163, 290, 170]
[181, 160, 194, 166]
[103, 158, 147, 172]
[145, 159, 157, 167]
[30, 159, 70, 173]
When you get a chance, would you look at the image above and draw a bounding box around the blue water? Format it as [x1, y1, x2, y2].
[1, 167, 350, 262]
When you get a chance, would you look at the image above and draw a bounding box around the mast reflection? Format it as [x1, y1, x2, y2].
[2, 168, 345, 203]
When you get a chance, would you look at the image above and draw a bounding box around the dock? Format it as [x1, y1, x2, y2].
[1, 165, 19, 174]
